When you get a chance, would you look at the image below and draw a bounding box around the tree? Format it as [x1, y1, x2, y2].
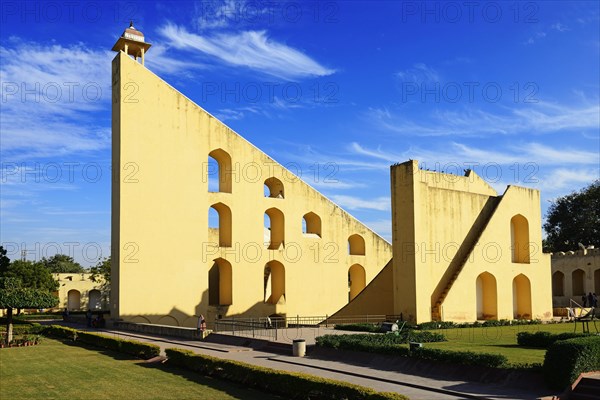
[0, 246, 9, 272]
[89, 257, 111, 308]
[0, 277, 58, 344]
[1, 260, 58, 292]
[40, 254, 85, 273]
[0, 258, 58, 317]
[90, 256, 111, 287]
[544, 180, 600, 252]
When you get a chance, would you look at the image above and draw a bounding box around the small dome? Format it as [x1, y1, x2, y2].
[122, 21, 145, 42]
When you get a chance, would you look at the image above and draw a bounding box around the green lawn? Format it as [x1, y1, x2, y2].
[0, 338, 279, 400]
[425, 322, 586, 365]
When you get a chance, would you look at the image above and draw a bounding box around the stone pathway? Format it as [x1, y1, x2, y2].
[42, 320, 557, 400]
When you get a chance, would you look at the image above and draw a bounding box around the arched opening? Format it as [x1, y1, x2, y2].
[476, 272, 497, 320]
[264, 260, 285, 304]
[572, 269, 585, 296]
[207, 149, 232, 193]
[264, 208, 284, 250]
[158, 315, 180, 326]
[209, 258, 232, 306]
[513, 274, 532, 319]
[302, 212, 321, 237]
[264, 177, 284, 198]
[88, 289, 102, 310]
[595, 269, 600, 294]
[348, 234, 365, 256]
[348, 264, 366, 302]
[510, 214, 530, 263]
[67, 289, 81, 311]
[552, 271, 565, 296]
[209, 203, 232, 247]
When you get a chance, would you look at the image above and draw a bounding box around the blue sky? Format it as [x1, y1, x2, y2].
[1, 0, 599, 266]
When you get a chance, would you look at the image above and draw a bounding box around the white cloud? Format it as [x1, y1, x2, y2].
[192, 0, 268, 31]
[329, 195, 390, 211]
[0, 43, 111, 115]
[145, 44, 207, 76]
[536, 168, 599, 195]
[367, 102, 600, 137]
[362, 219, 392, 242]
[551, 23, 569, 32]
[395, 63, 440, 84]
[158, 23, 335, 80]
[348, 141, 599, 169]
[310, 179, 367, 190]
[524, 31, 547, 45]
[348, 142, 402, 163]
[0, 41, 112, 160]
[451, 142, 598, 166]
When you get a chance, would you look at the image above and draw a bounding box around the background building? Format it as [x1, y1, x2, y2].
[53, 273, 108, 311]
[551, 248, 600, 307]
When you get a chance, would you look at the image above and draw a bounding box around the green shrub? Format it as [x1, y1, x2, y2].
[417, 319, 543, 330]
[412, 347, 507, 368]
[334, 323, 382, 333]
[517, 331, 593, 348]
[317, 332, 445, 351]
[166, 348, 407, 400]
[316, 334, 507, 368]
[317, 334, 410, 356]
[543, 336, 600, 390]
[41, 325, 78, 340]
[0, 321, 43, 335]
[42, 325, 160, 359]
[14, 314, 62, 320]
[417, 321, 459, 330]
[0, 317, 41, 326]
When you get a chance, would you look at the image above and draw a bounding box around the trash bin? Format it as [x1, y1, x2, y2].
[409, 342, 422, 351]
[293, 339, 306, 357]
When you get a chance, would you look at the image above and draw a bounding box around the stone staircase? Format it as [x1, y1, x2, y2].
[570, 375, 600, 400]
[431, 196, 501, 321]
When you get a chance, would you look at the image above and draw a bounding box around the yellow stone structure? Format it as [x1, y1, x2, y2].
[390, 161, 553, 322]
[331, 161, 554, 323]
[111, 29, 392, 327]
[551, 249, 600, 307]
[53, 273, 107, 311]
[110, 26, 553, 327]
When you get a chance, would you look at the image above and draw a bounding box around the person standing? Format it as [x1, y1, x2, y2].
[197, 314, 206, 334]
[588, 292, 594, 309]
[86, 309, 93, 327]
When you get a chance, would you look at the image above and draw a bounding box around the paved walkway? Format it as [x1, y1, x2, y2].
[43, 321, 555, 400]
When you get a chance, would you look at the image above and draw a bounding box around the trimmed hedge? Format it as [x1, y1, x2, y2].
[543, 336, 600, 390]
[43, 325, 160, 359]
[417, 319, 543, 330]
[14, 314, 62, 320]
[334, 323, 382, 333]
[316, 334, 507, 368]
[517, 331, 593, 348]
[318, 332, 445, 350]
[166, 348, 407, 400]
[411, 347, 507, 368]
[0, 322, 43, 335]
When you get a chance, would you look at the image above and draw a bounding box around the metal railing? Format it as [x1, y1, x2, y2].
[213, 314, 402, 342]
